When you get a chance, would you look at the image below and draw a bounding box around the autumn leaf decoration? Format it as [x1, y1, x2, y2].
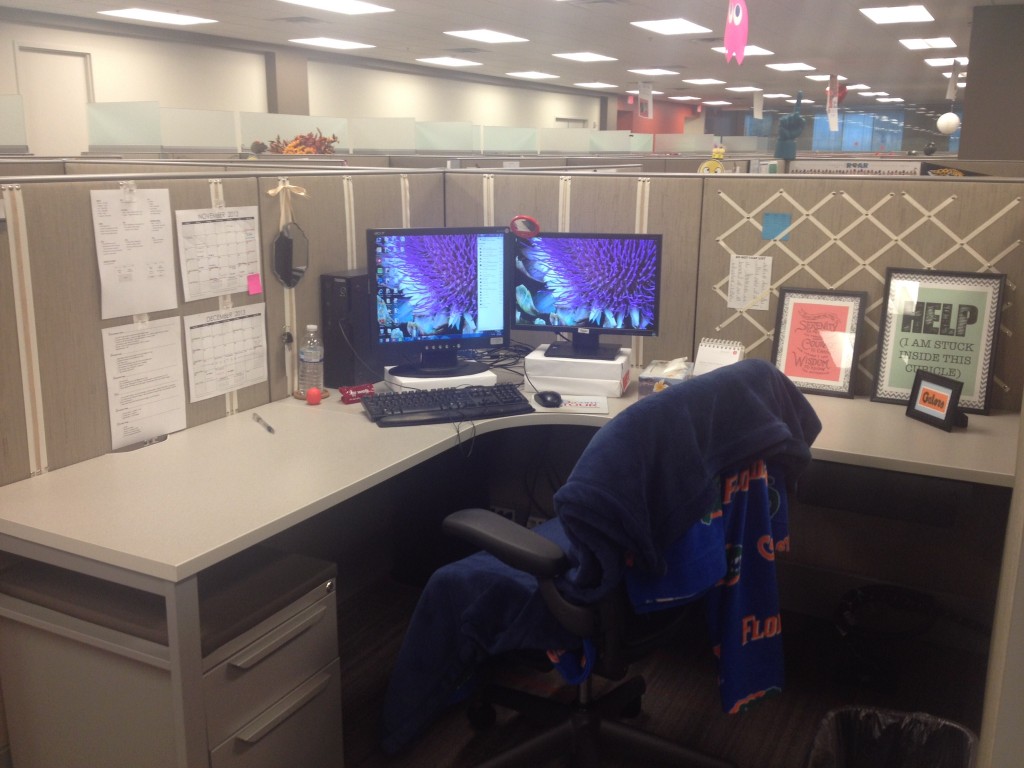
[263, 128, 339, 155]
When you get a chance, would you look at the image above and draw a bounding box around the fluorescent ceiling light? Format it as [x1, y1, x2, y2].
[630, 18, 711, 35]
[626, 89, 664, 95]
[942, 72, 968, 79]
[845, 83, 871, 90]
[900, 37, 955, 49]
[574, 82, 617, 89]
[711, 45, 774, 57]
[554, 51, 617, 62]
[99, 8, 216, 25]
[629, 68, 680, 76]
[762, 93, 792, 99]
[877, 97, 905, 102]
[925, 57, 968, 66]
[787, 98, 814, 104]
[726, 86, 763, 92]
[682, 78, 726, 85]
[507, 71, 559, 80]
[859, 91, 889, 96]
[417, 56, 481, 67]
[703, 100, 733, 106]
[767, 62, 815, 72]
[277, 0, 393, 14]
[668, 95, 701, 101]
[859, 5, 934, 24]
[444, 29, 527, 44]
[291, 37, 374, 49]
[806, 74, 847, 82]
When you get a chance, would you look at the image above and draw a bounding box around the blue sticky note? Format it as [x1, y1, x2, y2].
[763, 212, 792, 241]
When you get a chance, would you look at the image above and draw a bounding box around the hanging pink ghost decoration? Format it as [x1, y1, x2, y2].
[723, 0, 749, 64]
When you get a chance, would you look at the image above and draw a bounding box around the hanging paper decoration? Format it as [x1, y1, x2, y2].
[723, 0, 749, 64]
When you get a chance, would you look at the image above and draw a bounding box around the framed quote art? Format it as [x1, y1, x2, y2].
[873, 268, 1005, 414]
[771, 288, 866, 397]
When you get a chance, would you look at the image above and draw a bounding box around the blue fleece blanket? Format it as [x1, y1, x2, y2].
[554, 358, 821, 604]
[381, 359, 820, 753]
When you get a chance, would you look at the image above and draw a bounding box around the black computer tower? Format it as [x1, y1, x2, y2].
[320, 270, 376, 388]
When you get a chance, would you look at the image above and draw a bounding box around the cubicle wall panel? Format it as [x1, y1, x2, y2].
[447, 171, 703, 364]
[696, 176, 1024, 408]
[643, 176, 704, 362]
[20, 176, 268, 472]
[0, 215, 31, 485]
[258, 171, 445, 400]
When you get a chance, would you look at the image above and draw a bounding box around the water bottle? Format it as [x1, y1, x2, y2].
[297, 324, 324, 397]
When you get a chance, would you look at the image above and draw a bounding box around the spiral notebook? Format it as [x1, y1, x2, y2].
[693, 337, 745, 376]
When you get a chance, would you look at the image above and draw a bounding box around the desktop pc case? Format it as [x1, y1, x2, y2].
[320, 269, 376, 388]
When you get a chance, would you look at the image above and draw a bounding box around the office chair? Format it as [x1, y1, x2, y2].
[443, 506, 736, 768]
[381, 359, 821, 765]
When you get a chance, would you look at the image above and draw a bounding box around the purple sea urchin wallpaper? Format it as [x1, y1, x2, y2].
[513, 233, 661, 333]
[371, 229, 507, 346]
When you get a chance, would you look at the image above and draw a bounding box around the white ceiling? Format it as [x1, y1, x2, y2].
[1, 0, 997, 111]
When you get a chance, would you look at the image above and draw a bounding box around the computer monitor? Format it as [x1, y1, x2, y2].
[368, 226, 512, 378]
[511, 231, 663, 359]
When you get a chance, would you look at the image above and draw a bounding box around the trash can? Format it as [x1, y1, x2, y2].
[806, 706, 977, 768]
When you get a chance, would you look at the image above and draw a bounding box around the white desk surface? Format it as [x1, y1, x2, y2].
[0, 389, 1017, 585]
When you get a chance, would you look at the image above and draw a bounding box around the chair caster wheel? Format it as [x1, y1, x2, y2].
[468, 701, 497, 730]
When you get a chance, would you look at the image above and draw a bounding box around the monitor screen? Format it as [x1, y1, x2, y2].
[511, 231, 662, 359]
[368, 226, 512, 378]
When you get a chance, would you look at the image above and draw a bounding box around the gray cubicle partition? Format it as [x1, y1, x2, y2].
[444, 169, 1024, 412]
[5, 167, 1024, 491]
[696, 175, 1024, 410]
[444, 169, 704, 367]
[0, 168, 446, 488]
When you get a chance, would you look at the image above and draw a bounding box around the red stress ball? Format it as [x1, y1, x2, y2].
[306, 387, 322, 405]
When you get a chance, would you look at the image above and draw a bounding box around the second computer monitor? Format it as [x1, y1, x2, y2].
[511, 231, 662, 359]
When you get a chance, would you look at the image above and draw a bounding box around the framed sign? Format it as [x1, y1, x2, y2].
[873, 268, 1005, 413]
[906, 370, 964, 431]
[771, 288, 866, 397]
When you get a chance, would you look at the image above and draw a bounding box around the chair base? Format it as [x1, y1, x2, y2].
[472, 676, 734, 768]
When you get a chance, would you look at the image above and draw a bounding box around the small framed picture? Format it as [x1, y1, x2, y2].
[771, 288, 867, 397]
[906, 370, 964, 431]
[873, 268, 1005, 413]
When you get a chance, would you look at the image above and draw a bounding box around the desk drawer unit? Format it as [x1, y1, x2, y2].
[210, 658, 342, 768]
[0, 548, 344, 768]
[204, 591, 339, 749]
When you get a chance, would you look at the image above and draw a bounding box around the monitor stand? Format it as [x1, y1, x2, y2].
[543, 330, 621, 361]
[384, 349, 496, 390]
[385, 366, 497, 392]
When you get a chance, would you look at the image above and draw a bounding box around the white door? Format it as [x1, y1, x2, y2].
[17, 46, 92, 156]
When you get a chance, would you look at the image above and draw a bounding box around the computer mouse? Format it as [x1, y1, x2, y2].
[534, 390, 563, 408]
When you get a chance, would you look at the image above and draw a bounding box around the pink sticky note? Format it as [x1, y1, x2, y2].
[247, 273, 263, 295]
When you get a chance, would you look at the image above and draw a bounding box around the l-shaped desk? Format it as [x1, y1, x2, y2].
[0, 385, 1019, 768]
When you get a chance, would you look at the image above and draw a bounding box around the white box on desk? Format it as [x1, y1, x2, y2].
[525, 344, 632, 397]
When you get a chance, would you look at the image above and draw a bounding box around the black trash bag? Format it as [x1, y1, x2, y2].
[806, 707, 977, 768]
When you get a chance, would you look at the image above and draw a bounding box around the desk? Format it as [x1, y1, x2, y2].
[0, 389, 1018, 767]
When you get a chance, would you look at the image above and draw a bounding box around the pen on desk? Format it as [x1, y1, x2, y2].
[252, 412, 275, 434]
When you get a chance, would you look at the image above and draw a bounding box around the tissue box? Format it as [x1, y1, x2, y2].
[525, 344, 632, 397]
[638, 360, 693, 398]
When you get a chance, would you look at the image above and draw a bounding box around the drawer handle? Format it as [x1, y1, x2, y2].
[229, 604, 328, 670]
[235, 669, 332, 744]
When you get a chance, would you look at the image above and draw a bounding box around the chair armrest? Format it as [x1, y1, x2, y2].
[443, 508, 567, 579]
[444, 508, 596, 638]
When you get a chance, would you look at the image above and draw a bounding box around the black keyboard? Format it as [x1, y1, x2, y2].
[361, 383, 535, 427]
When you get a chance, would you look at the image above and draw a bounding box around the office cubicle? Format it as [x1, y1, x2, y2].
[5, 165, 1024, 490]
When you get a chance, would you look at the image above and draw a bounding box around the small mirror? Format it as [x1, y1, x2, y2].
[272, 222, 309, 288]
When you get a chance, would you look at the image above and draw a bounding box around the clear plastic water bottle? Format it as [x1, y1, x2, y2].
[297, 324, 324, 397]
